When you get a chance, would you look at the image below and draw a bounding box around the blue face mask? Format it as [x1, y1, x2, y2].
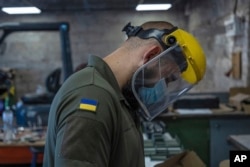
[138, 79, 167, 106]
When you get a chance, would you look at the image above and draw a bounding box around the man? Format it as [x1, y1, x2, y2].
[43, 21, 206, 167]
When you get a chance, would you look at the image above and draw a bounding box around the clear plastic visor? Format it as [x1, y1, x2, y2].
[132, 45, 194, 121]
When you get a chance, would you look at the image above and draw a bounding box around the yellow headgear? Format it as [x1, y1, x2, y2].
[163, 29, 206, 84]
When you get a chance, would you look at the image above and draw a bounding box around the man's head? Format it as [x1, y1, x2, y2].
[121, 21, 206, 120]
[122, 21, 176, 66]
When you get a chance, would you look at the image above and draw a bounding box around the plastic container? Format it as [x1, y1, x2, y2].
[2, 97, 14, 143]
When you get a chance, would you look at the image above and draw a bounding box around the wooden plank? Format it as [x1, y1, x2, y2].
[232, 51, 242, 79]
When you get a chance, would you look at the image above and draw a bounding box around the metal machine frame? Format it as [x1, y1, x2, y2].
[0, 22, 73, 80]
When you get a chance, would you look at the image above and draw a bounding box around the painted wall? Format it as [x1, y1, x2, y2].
[186, 0, 250, 93]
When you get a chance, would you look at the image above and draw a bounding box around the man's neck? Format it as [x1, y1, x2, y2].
[103, 47, 137, 89]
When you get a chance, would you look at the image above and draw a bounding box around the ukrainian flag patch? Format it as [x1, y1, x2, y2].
[79, 98, 98, 112]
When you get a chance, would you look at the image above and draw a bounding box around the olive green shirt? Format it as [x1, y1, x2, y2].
[43, 55, 145, 167]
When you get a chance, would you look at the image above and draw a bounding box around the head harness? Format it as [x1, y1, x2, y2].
[122, 22, 178, 50]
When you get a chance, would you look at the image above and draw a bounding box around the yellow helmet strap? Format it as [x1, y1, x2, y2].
[122, 22, 178, 50]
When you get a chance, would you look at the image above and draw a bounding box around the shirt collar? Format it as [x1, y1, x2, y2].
[87, 55, 127, 103]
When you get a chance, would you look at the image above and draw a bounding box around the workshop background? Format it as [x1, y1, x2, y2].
[0, 0, 249, 98]
[0, 0, 250, 167]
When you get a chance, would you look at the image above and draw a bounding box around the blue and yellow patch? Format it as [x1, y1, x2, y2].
[79, 98, 98, 112]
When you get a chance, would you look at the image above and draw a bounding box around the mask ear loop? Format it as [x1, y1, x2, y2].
[158, 57, 162, 79]
[142, 67, 145, 88]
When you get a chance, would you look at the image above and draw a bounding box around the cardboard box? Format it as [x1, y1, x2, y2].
[229, 87, 250, 96]
[229, 93, 250, 111]
[154, 151, 206, 167]
[241, 97, 250, 114]
[229, 87, 250, 112]
[219, 160, 229, 167]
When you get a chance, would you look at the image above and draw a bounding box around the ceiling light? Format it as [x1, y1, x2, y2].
[136, 4, 172, 11]
[1, 7, 41, 14]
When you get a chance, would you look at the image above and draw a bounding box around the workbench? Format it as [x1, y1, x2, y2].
[228, 134, 250, 150]
[157, 105, 250, 167]
[0, 127, 46, 166]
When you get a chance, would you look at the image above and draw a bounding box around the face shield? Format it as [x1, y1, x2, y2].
[131, 45, 193, 121]
[122, 22, 206, 121]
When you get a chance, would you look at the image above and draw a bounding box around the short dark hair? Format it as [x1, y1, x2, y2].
[141, 21, 174, 30]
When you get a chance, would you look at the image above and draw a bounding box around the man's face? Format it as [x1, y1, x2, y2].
[127, 45, 193, 120]
[142, 57, 181, 88]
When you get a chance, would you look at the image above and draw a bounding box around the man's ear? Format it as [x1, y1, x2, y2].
[143, 45, 162, 64]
